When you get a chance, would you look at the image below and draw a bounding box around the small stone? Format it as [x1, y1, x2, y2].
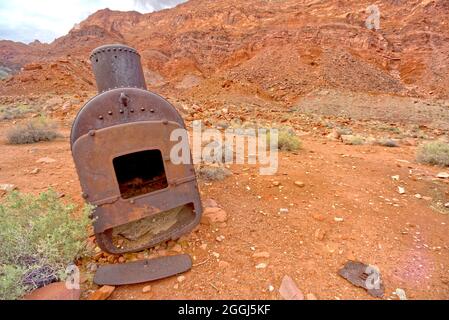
[423, 196, 433, 201]
[415, 194, 423, 199]
[88, 286, 115, 300]
[201, 207, 228, 225]
[30, 168, 40, 175]
[391, 175, 400, 181]
[294, 181, 305, 188]
[395, 288, 407, 300]
[36, 157, 56, 164]
[312, 213, 326, 222]
[24, 282, 81, 300]
[306, 293, 318, 300]
[334, 217, 344, 222]
[256, 263, 268, 269]
[279, 208, 289, 214]
[253, 252, 270, 259]
[272, 181, 281, 187]
[398, 187, 406, 195]
[177, 276, 186, 283]
[279, 276, 304, 300]
[444, 203, 449, 208]
[203, 199, 219, 208]
[212, 252, 220, 259]
[218, 261, 230, 268]
[268, 285, 275, 292]
[437, 172, 449, 179]
[315, 229, 326, 241]
[142, 285, 152, 293]
[216, 235, 226, 242]
[0, 184, 16, 192]
[171, 244, 183, 253]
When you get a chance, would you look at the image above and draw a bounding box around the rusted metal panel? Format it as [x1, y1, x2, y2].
[93, 255, 192, 286]
[70, 44, 202, 254]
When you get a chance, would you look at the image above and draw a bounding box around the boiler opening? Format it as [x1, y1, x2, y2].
[113, 150, 168, 199]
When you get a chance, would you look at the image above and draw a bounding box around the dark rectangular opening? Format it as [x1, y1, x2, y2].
[113, 150, 168, 199]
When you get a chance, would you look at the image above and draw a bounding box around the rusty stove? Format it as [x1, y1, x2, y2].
[71, 44, 202, 254]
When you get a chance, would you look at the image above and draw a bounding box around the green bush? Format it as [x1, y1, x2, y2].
[0, 190, 93, 300]
[6, 118, 61, 145]
[416, 141, 449, 167]
[269, 127, 302, 152]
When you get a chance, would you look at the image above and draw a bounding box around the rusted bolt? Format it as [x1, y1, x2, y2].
[163, 120, 168, 125]
[120, 92, 130, 107]
[89, 130, 96, 137]
[82, 193, 89, 199]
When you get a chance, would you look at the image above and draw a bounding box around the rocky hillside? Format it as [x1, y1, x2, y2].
[1, 0, 448, 102]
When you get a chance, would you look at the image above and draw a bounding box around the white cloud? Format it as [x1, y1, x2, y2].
[0, 0, 186, 44]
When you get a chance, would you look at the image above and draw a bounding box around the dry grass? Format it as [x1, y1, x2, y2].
[377, 138, 399, 148]
[196, 165, 232, 181]
[416, 141, 449, 167]
[6, 118, 61, 145]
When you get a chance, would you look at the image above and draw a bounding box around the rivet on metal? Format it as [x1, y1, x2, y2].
[150, 109, 155, 113]
[82, 193, 89, 199]
[99, 115, 104, 120]
[141, 107, 145, 111]
[89, 130, 96, 137]
[108, 111, 113, 115]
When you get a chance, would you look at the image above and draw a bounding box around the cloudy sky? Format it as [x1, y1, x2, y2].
[0, 0, 187, 44]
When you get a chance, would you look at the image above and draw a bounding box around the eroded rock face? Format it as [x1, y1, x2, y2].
[1, 0, 449, 100]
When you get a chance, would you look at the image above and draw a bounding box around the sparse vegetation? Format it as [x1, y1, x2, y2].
[377, 138, 399, 148]
[416, 141, 449, 166]
[268, 126, 302, 152]
[196, 165, 232, 181]
[342, 135, 365, 145]
[0, 190, 93, 300]
[6, 118, 61, 145]
[0, 104, 36, 120]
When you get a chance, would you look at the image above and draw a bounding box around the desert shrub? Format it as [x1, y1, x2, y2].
[0, 190, 93, 300]
[268, 126, 302, 152]
[416, 141, 449, 166]
[377, 138, 399, 148]
[6, 118, 61, 145]
[196, 165, 232, 181]
[0, 104, 35, 121]
[342, 135, 365, 146]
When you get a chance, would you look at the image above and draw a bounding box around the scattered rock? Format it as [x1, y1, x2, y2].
[395, 288, 407, 300]
[218, 261, 230, 269]
[142, 285, 152, 293]
[256, 263, 268, 269]
[201, 207, 228, 225]
[253, 252, 270, 259]
[398, 187, 406, 195]
[294, 181, 305, 188]
[391, 175, 400, 181]
[268, 285, 275, 292]
[216, 235, 226, 242]
[312, 213, 326, 222]
[279, 208, 289, 214]
[327, 130, 341, 141]
[279, 276, 304, 300]
[203, 199, 219, 208]
[24, 282, 80, 300]
[338, 261, 384, 298]
[30, 168, 40, 175]
[334, 217, 344, 222]
[0, 184, 16, 192]
[315, 228, 326, 241]
[37, 157, 56, 164]
[423, 196, 433, 201]
[437, 172, 449, 179]
[88, 285, 115, 300]
[445, 202, 449, 208]
[171, 244, 183, 253]
[177, 276, 186, 283]
[415, 194, 423, 199]
[272, 181, 281, 187]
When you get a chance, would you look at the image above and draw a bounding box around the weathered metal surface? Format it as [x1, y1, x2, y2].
[338, 261, 385, 298]
[70, 44, 203, 254]
[93, 255, 192, 286]
[90, 44, 147, 93]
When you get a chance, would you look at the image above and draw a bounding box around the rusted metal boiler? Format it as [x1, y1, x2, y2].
[71, 44, 202, 255]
